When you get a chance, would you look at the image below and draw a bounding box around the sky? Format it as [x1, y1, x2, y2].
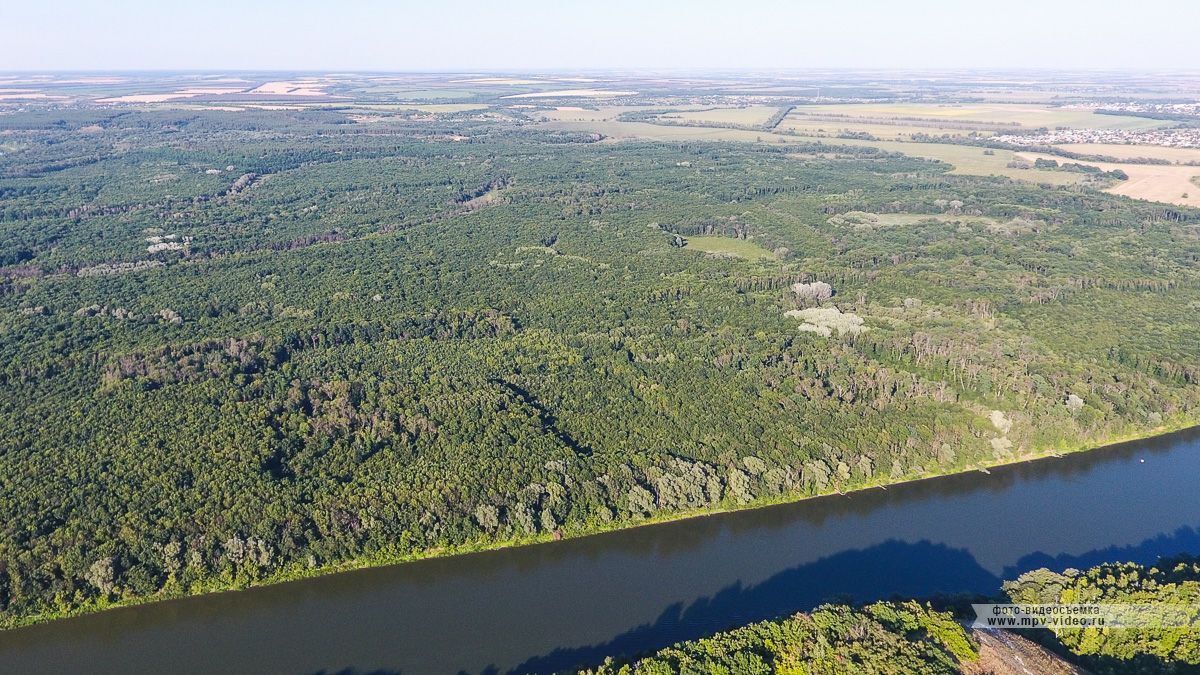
[2, 0, 1198, 72]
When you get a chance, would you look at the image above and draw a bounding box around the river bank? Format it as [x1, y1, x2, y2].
[4, 420, 1200, 673]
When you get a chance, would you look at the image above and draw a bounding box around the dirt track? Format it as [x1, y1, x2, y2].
[963, 628, 1088, 675]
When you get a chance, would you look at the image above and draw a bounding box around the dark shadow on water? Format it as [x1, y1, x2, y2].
[508, 539, 1000, 674]
[315, 670, 403, 675]
[501, 524, 1200, 675]
[1003, 526, 1200, 580]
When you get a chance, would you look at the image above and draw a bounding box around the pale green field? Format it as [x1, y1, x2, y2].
[858, 139, 1083, 184]
[542, 119, 1084, 185]
[659, 106, 782, 126]
[684, 236, 774, 259]
[796, 103, 1168, 130]
[778, 117, 989, 140]
[537, 106, 654, 122]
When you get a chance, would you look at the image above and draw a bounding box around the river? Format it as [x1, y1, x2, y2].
[3, 427, 1200, 673]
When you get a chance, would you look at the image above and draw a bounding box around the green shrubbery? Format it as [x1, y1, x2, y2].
[582, 602, 976, 674]
[1005, 556, 1200, 673]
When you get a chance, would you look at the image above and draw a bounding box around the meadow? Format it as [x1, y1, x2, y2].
[681, 235, 775, 259]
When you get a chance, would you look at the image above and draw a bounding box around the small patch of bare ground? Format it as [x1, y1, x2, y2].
[962, 629, 1088, 675]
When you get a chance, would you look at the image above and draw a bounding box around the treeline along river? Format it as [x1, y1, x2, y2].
[3, 428, 1200, 673]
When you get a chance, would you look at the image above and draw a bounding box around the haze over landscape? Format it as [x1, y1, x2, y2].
[3, 0, 1200, 70]
[2, 2, 1200, 674]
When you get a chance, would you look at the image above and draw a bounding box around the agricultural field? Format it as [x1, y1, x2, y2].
[544, 117, 779, 142]
[793, 103, 1170, 131]
[540, 95, 1200, 202]
[659, 105, 783, 126]
[830, 138, 1088, 185]
[1016, 151, 1200, 207]
[542, 118, 1086, 185]
[777, 116, 986, 141]
[503, 89, 639, 99]
[1056, 143, 1200, 164]
[536, 106, 653, 122]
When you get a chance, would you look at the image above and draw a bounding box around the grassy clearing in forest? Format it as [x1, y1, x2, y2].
[827, 212, 1000, 230]
[683, 236, 774, 259]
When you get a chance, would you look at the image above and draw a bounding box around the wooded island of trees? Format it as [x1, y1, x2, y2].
[582, 556, 1200, 673]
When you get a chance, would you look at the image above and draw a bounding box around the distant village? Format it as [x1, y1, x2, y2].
[1066, 101, 1200, 117]
[994, 126, 1200, 149]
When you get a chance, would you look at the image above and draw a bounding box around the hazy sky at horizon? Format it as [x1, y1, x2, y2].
[2, 0, 1197, 72]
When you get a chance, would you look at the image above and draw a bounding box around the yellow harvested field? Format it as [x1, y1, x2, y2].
[1055, 143, 1200, 164]
[660, 106, 782, 126]
[503, 89, 638, 99]
[1017, 152, 1200, 207]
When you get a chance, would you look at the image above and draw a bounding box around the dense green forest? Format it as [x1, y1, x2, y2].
[1005, 556, 1200, 673]
[2, 103, 1200, 626]
[580, 601, 977, 674]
